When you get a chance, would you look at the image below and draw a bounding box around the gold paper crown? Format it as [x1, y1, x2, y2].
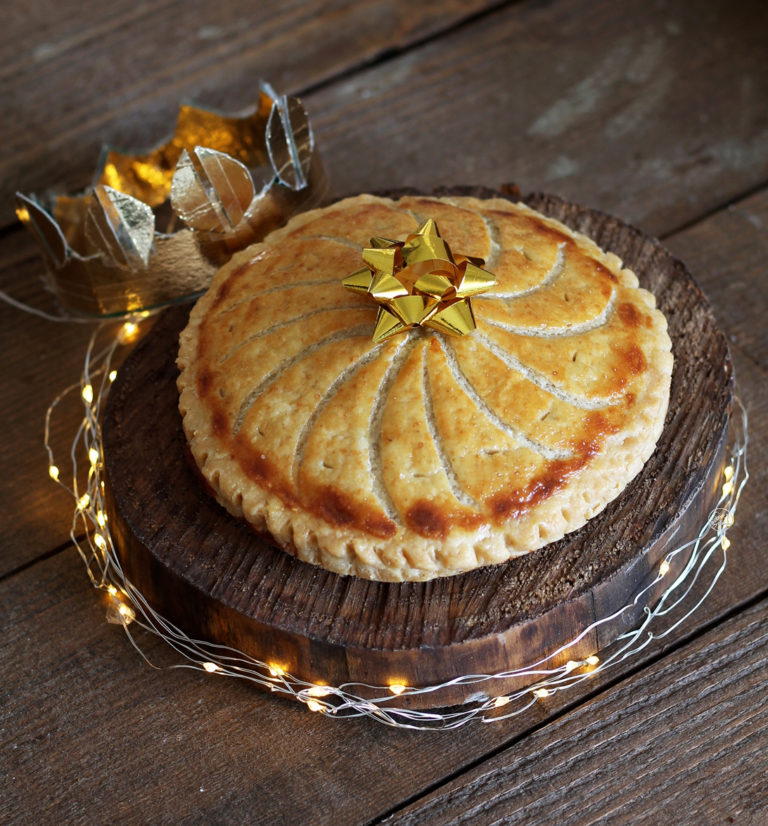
[16, 82, 327, 316]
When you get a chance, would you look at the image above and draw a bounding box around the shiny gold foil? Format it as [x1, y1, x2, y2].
[16, 82, 327, 317]
[343, 220, 496, 343]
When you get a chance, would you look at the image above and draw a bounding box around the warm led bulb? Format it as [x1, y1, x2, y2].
[120, 322, 139, 343]
[724, 465, 734, 481]
[82, 384, 94, 405]
[307, 686, 332, 698]
[49, 465, 60, 481]
[533, 688, 550, 699]
[109, 370, 118, 382]
[659, 560, 671, 576]
[564, 660, 579, 673]
[202, 662, 221, 673]
[268, 664, 286, 677]
[721, 536, 731, 551]
[94, 533, 107, 551]
[722, 480, 734, 497]
[89, 447, 100, 466]
[118, 602, 136, 623]
[586, 655, 600, 667]
[96, 511, 107, 528]
[494, 695, 510, 708]
[77, 493, 90, 510]
[307, 699, 325, 713]
[388, 683, 407, 696]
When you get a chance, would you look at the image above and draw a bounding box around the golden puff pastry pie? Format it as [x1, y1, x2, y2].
[177, 194, 673, 581]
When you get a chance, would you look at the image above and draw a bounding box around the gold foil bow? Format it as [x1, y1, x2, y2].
[15, 82, 327, 316]
[343, 219, 496, 343]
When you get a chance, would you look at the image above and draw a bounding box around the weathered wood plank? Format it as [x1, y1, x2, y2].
[665, 188, 768, 371]
[0, 243, 98, 577]
[6, 0, 768, 235]
[308, 0, 768, 236]
[1, 0, 502, 224]
[385, 594, 768, 825]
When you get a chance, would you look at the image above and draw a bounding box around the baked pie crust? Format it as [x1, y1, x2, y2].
[177, 194, 673, 581]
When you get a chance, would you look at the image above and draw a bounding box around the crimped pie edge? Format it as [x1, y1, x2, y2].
[177, 194, 673, 581]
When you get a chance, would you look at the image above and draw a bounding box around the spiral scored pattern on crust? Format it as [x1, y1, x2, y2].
[177, 195, 673, 581]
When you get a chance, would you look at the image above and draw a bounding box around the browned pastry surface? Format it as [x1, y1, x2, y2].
[177, 194, 673, 580]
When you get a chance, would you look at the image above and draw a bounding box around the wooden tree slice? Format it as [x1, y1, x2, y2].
[102, 193, 732, 709]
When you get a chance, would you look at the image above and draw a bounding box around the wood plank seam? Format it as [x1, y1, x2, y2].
[293, 0, 523, 100]
[657, 176, 768, 242]
[0, 536, 84, 586]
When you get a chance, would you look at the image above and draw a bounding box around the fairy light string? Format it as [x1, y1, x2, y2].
[45, 317, 749, 730]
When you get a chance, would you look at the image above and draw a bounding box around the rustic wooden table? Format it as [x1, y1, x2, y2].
[2, 1, 767, 823]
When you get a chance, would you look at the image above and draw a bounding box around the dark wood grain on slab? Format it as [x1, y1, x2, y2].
[309, 0, 768, 236]
[386, 595, 768, 826]
[0, 0, 500, 224]
[101, 195, 731, 706]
